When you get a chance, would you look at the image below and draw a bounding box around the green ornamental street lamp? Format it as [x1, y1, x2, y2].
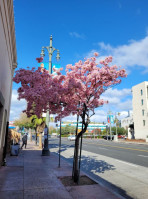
[41, 35, 60, 156]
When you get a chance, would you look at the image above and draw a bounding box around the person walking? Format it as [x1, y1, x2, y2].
[21, 134, 27, 149]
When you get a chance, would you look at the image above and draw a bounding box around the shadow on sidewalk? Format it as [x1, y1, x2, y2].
[50, 143, 134, 199]
[0, 141, 134, 199]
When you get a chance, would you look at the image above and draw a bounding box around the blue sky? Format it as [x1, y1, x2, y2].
[10, 0, 148, 123]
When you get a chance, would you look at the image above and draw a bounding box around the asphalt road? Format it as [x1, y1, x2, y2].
[49, 137, 148, 167]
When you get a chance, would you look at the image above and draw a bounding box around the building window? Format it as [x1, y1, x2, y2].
[143, 120, 145, 126]
[141, 99, 144, 105]
[141, 89, 143, 95]
[142, 110, 144, 116]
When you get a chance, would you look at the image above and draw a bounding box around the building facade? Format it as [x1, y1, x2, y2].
[132, 81, 148, 139]
[121, 111, 133, 130]
[60, 122, 106, 133]
[0, 0, 17, 166]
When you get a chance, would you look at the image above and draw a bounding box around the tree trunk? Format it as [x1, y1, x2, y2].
[72, 114, 79, 179]
[35, 129, 37, 145]
[39, 133, 42, 149]
[73, 122, 88, 183]
[73, 136, 80, 182]
[29, 128, 32, 142]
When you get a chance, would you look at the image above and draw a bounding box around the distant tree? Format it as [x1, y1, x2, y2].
[102, 127, 127, 135]
[111, 127, 127, 135]
[57, 125, 76, 135]
[13, 113, 32, 129]
[49, 126, 56, 134]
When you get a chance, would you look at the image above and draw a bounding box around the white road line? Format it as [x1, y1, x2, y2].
[115, 160, 138, 167]
[99, 147, 109, 150]
[138, 155, 148, 158]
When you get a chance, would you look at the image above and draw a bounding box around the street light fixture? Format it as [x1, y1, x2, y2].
[40, 48, 45, 57]
[41, 35, 60, 156]
[56, 49, 60, 60]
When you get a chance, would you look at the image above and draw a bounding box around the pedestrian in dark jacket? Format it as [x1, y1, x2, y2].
[21, 134, 27, 149]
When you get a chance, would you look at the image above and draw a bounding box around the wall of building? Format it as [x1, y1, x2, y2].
[0, 0, 17, 165]
[132, 81, 148, 139]
[121, 111, 133, 130]
[59, 122, 107, 132]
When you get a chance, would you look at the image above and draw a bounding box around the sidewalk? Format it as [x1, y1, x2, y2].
[117, 139, 148, 145]
[0, 141, 121, 199]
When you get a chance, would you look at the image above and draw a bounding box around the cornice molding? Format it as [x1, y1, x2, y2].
[1, 0, 17, 66]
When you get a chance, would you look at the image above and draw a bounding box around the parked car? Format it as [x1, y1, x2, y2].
[118, 135, 125, 139]
[103, 135, 114, 140]
[67, 135, 76, 141]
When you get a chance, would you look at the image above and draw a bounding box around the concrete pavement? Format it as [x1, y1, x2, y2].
[50, 142, 148, 199]
[0, 141, 121, 199]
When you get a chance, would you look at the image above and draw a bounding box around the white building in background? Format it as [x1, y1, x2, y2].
[132, 81, 148, 139]
[121, 111, 133, 130]
[0, 0, 17, 166]
[59, 122, 106, 133]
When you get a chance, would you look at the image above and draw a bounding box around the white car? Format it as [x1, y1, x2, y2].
[67, 135, 76, 141]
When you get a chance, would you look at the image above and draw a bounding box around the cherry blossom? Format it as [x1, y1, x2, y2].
[14, 53, 127, 121]
[36, 57, 44, 63]
[13, 52, 127, 183]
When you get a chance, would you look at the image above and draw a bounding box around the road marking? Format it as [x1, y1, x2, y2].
[98, 147, 109, 150]
[85, 142, 148, 153]
[115, 160, 138, 167]
[138, 155, 148, 158]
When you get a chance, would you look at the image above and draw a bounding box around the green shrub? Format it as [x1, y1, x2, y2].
[61, 134, 69, 137]
[97, 135, 104, 139]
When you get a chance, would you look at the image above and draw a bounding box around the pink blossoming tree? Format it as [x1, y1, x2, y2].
[63, 53, 127, 182]
[13, 53, 127, 183]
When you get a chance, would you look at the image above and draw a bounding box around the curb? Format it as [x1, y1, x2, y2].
[52, 152, 128, 199]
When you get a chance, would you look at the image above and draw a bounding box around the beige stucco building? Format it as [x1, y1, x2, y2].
[132, 81, 148, 139]
[0, 0, 17, 166]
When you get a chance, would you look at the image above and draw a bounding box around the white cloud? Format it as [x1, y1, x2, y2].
[90, 110, 107, 123]
[62, 87, 132, 123]
[88, 36, 148, 74]
[9, 89, 26, 121]
[62, 114, 77, 122]
[99, 88, 132, 121]
[101, 88, 132, 106]
[103, 88, 132, 98]
[98, 36, 148, 73]
[120, 111, 128, 117]
[101, 88, 131, 109]
[69, 32, 86, 39]
[117, 99, 132, 110]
